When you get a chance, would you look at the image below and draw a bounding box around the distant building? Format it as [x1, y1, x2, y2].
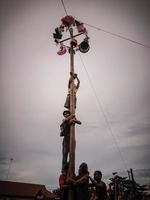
[0, 181, 55, 200]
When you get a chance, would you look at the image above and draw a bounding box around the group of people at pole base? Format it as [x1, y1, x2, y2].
[59, 162, 108, 200]
[59, 72, 108, 199]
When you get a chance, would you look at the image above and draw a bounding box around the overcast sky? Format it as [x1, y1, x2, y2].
[0, 0, 150, 188]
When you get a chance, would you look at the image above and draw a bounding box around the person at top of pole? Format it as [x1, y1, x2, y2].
[64, 72, 80, 109]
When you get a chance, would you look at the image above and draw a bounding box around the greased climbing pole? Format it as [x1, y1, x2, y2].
[53, 16, 90, 200]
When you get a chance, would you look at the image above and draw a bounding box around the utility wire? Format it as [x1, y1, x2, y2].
[78, 53, 128, 171]
[60, 0, 68, 15]
[85, 23, 150, 49]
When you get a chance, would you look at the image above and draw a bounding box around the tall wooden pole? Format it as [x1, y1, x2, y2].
[68, 27, 75, 200]
[69, 28, 75, 177]
[69, 27, 75, 177]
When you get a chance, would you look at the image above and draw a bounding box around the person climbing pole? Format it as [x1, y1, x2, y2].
[60, 110, 81, 171]
[64, 72, 80, 109]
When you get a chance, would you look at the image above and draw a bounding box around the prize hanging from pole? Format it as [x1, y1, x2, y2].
[53, 16, 90, 55]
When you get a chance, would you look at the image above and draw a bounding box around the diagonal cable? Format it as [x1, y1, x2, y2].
[60, 0, 68, 15]
[78, 52, 128, 171]
[84, 23, 150, 49]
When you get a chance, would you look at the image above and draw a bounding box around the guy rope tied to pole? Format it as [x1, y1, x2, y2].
[53, 15, 90, 199]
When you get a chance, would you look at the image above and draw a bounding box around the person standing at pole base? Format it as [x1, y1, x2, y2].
[89, 171, 108, 200]
[59, 163, 70, 200]
[67, 162, 90, 200]
[60, 110, 81, 171]
[64, 72, 80, 109]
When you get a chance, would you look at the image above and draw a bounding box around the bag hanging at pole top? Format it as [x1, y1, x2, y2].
[75, 20, 86, 33]
[57, 43, 67, 55]
[61, 16, 75, 27]
[77, 24, 86, 33]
